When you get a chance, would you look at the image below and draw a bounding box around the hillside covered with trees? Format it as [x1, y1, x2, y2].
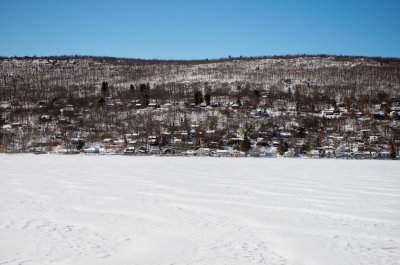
[1, 55, 400, 158]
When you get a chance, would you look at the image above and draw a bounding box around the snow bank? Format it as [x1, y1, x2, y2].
[0, 155, 399, 265]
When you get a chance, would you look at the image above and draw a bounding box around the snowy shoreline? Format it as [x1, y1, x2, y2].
[0, 152, 398, 161]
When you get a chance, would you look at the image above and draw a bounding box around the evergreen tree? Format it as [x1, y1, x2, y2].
[98, 97, 106, 106]
[294, 88, 301, 111]
[205, 93, 211, 106]
[194, 91, 203, 106]
[301, 142, 309, 154]
[278, 141, 289, 155]
[240, 133, 251, 153]
[139, 83, 150, 107]
[390, 139, 397, 159]
[101, 81, 109, 94]
[77, 141, 85, 150]
[139, 83, 150, 93]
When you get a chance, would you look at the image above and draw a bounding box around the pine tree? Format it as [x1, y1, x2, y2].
[194, 91, 203, 106]
[101, 81, 109, 93]
[240, 133, 251, 153]
[278, 141, 289, 155]
[205, 93, 211, 106]
[390, 139, 397, 159]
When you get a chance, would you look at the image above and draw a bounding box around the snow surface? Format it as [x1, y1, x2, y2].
[0, 155, 399, 265]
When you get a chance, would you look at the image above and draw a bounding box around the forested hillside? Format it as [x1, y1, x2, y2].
[1, 55, 399, 157]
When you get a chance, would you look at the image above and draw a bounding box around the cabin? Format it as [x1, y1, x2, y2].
[215, 149, 230, 157]
[309, 150, 320, 159]
[0, 101, 11, 109]
[373, 111, 386, 120]
[184, 150, 197, 156]
[231, 103, 240, 110]
[40, 115, 51, 122]
[284, 148, 296, 158]
[148, 136, 158, 146]
[148, 101, 160, 109]
[149, 147, 161, 155]
[137, 146, 147, 154]
[231, 150, 245, 157]
[162, 147, 175, 155]
[248, 148, 261, 157]
[123, 146, 135, 155]
[63, 105, 75, 114]
[197, 148, 210, 156]
[83, 146, 99, 154]
[37, 100, 47, 109]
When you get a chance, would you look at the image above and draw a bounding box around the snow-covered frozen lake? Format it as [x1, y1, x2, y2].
[0, 155, 399, 265]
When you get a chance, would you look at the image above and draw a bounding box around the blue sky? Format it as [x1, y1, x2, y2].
[0, 0, 399, 59]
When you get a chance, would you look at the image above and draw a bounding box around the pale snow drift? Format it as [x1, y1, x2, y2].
[0, 155, 399, 265]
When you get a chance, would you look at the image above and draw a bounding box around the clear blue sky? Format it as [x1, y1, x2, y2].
[1, 0, 399, 59]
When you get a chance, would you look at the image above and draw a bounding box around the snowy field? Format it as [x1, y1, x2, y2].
[0, 155, 399, 265]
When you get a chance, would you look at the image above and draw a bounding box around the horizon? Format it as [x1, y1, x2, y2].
[2, 53, 400, 61]
[1, 0, 400, 59]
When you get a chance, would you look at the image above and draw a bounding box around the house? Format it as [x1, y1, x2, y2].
[309, 150, 320, 159]
[2, 124, 12, 130]
[210, 102, 219, 108]
[369, 135, 379, 144]
[284, 148, 296, 158]
[280, 132, 292, 138]
[335, 144, 351, 158]
[137, 146, 147, 154]
[149, 147, 161, 155]
[231, 102, 241, 110]
[83, 146, 99, 154]
[40, 115, 51, 122]
[162, 147, 175, 155]
[260, 147, 277, 158]
[389, 111, 400, 120]
[207, 141, 219, 149]
[183, 150, 196, 156]
[231, 150, 245, 157]
[322, 108, 335, 116]
[323, 148, 335, 158]
[162, 103, 172, 108]
[37, 100, 47, 109]
[63, 105, 75, 114]
[373, 111, 386, 120]
[0, 101, 11, 109]
[378, 151, 390, 159]
[148, 101, 160, 108]
[148, 136, 158, 146]
[197, 148, 210, 156]
[103, 138, 112, 144]
[113, 139, 125, 146]
[123, 146, 135, 155]
[127, 140, 137, 147]
[215, 149, 230, 157]
[248, 148, 261, 157]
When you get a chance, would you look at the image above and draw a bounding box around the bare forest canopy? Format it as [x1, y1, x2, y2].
[1, 55, 400, 103]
